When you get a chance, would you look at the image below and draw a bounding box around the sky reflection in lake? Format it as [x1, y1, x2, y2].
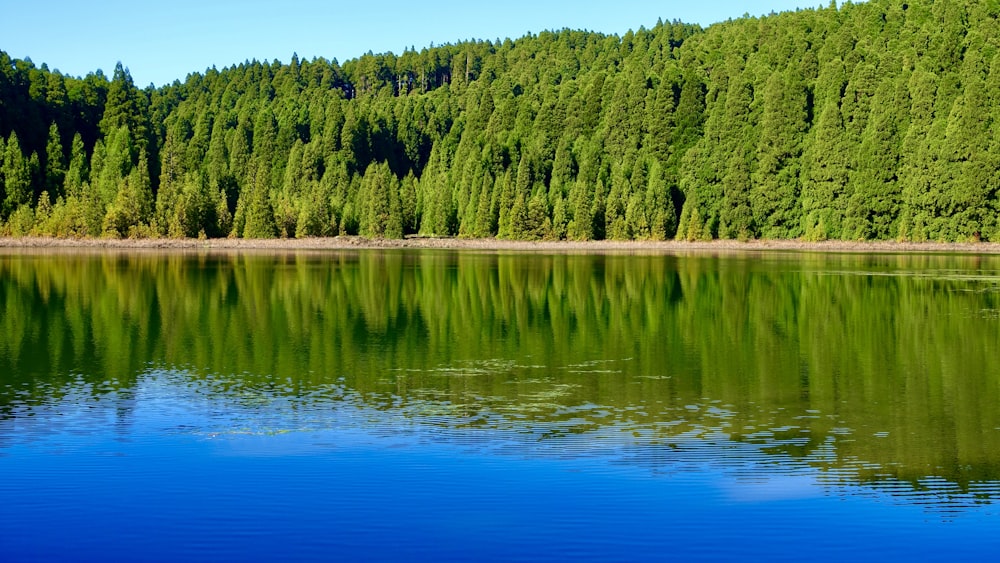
[2, 249, 1000, 559]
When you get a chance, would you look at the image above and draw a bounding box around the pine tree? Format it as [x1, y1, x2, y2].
[0, 136, 6, 211]
[167, 171, 218, 238]
[99, 62, 152, 158]
[471, 173, 495, 237]
[750, 68, 808, 239]
[362, 162, 403, 238]
[295, 175, 333, 238]
[45, 122, 66, 197]
[938, 55, 992, 241]
[2, 132, 32, 220]
[645, 161, 677, 240]
[229, 117, 253, 188]
[717, 67, 756, 239]
[103, 149, 153, 237]
[507, 189, 529, 239]
[496, 168, 515, 238]
[155, 128, 184, 236]
[93, 126, 136, 210]
[846, 74, 908, 240]
[525, 189, 551, 240]
[275, 139, 305, 237]
[418, 148, 454, 236]
[62, 133, 88, 199]
[897, 69, 940, 242]
[801, 102, 850, 241]
[567, 178, 593, 240]
[590, 176, 608, 240]
[551, 191, 568, 240]
[400, 171, 419, 234]
[605, 162, 630, 240]
[241, 159, 278, 239]
[642, 70, 678, 164]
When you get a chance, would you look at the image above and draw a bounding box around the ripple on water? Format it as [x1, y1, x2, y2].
[4, 364, 1000, 524]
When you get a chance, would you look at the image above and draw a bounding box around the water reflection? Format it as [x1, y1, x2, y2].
[2, 249, 1000, 511]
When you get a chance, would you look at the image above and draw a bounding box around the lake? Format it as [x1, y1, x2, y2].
[2, 248, 999, 560]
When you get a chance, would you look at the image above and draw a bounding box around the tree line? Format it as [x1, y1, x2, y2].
[1, 0, 999, 242]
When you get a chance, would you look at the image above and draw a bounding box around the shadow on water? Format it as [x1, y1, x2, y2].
[2, 249, 1000, 512]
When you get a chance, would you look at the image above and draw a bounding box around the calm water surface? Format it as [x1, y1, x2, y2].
[2, 249, 999, 560]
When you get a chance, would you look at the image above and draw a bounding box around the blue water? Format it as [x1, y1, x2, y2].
[4, 250, 1000, 560]
[2, 370, 998, 561]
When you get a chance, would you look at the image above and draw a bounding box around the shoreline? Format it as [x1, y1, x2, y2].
[3, 235, 1000, 254]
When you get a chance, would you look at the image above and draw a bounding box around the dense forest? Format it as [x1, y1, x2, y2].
[1, 0, 999, 241]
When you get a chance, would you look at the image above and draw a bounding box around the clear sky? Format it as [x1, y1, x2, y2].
[5, 1, 829, 87]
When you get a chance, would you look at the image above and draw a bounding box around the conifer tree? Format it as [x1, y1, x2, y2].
[938, 54, 992, 241]
[605, 162, 631, 240]
[897, 69, 939, 242]
[99, 63, 152, 160]
[400, 171, 419, 234]
[2, 133, 33, 219]
[551, 191, 568, 240]
[93, 126, 136, 210]
[241, 159, 278, 239]
[642, 70, 678, 163]
[496, 167, 516, 238]
[717, 67, 756, 239]
[750, 68, 807, 239]
[801, 104, 849, 240]
[155, 127, 184, 235]
[567, 178, 594, 240]
[63, 133, 88, 199]
[361, 162, 403, 238]
[645, 161, 677, 240]
[103, 149, 153, 237]
[846, 74, 908, 240]
[472, 173, 495, 238]
[45, 122, 66, 197]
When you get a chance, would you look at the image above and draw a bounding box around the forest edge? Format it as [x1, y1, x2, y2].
[3, 236, 1000, 254]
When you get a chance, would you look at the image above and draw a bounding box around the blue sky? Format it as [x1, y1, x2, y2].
[6, 1, 828, 87]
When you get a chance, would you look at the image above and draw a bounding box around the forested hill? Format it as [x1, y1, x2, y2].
[1, 0, 998, 242]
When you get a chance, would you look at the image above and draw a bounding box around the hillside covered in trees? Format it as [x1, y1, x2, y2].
[1, 0, 998, 242]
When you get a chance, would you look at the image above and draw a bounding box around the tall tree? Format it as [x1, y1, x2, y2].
[750, 68, 808, 239]
[2, 132, 33, 219]
[45, 122, 66, 197]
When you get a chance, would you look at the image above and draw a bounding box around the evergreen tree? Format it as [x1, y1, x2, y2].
[938, 55, 993, 241]
[605, 162, 630, 240]
[567, 178, 594, 240]
[93, 126, 136, 210]
[897, 69, 940, 242]
[241, 159, 278, 239]
[750, 68, 808, 239]
[646, 161, 677, 240]
[642, 70, 678, 163]
[63, 133, 88, 198]
[400, 171, 419, 234]
[2, 133, 33, 219]
[103, 149, 153, 237]
[361, 162, 403, 238]
[99, 62, 152, 161]
[717, 67, 756, 239]
[801, 103, 850, 240]
[45, 122, 66, 197]
[846, 74, 908, 240]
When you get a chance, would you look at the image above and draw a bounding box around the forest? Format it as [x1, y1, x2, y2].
[0, 0, 998, 242]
